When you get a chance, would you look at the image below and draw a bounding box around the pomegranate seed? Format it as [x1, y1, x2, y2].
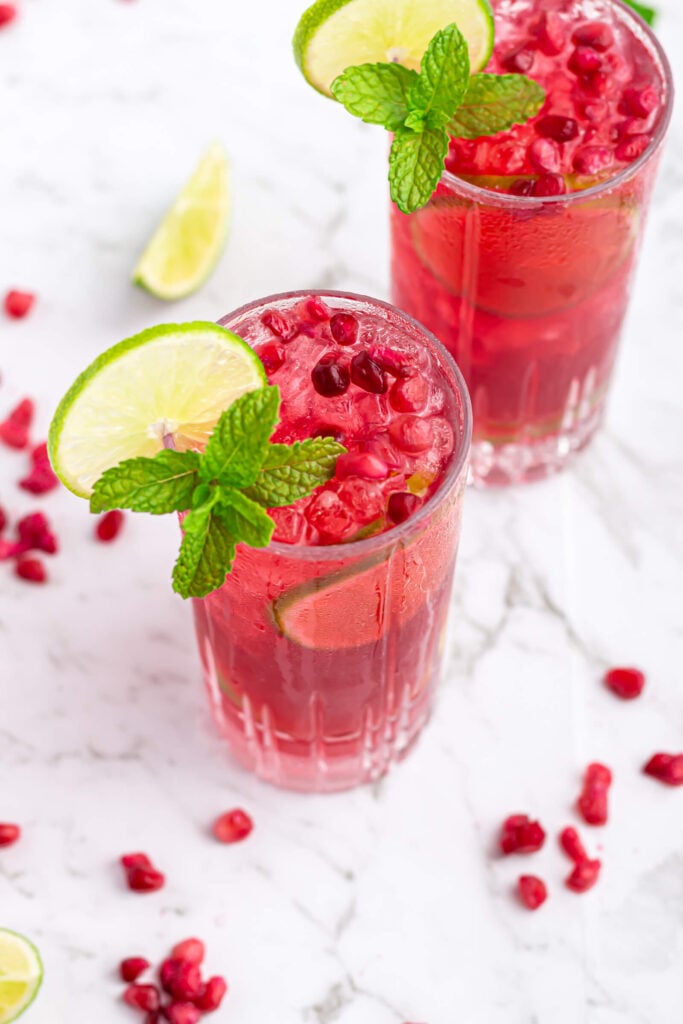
[532, 174, 567, 197]
[0, 538, 27, 560]
[387, 492, 421, 525]
[390, 375, 428, 413]
[604, 666, 645, 700]
[569, 46, 603, 75]
[120, 957, 151, 983]
[389, 415, 434, 453]
[535, 115, 579, 143]
[213, 808, 253, 843]
[170, 938, 205, 966]
[258, 341, 286, 373]
[159, 958, 179, 995]
[127, 866, 165, 892]
[304, 297, 330, 322]
[572, 22, 614, 51]
[518, 875, 547, 910]
[350, 351, 387, 394]
[4, 290, 35, 318]
[622, 85, 659, 119]
[573, 146, 613, 176]
[195, 975, 228, 1012]
[261, 310, 293, 341]
[0, 823, 21, 847]
[19, 463, 59, 494]
[528, 138, 560, 174]
[122, 984, 160, 1012]
[366, 345, 412, 378]
[311, 355, 350, 397]
[510, 178, 535, 196]
[0, 398, 34, 450]
[121, 852, 153, 871]
[643, 753, 683, 787]
[0, 4, 17, 27]
[559, 827, 587, 863]
[330, 312, 359, 346]
[615, 135, 651, 162]
[499, 815, 546, 855]
[566, 858, 601, 893]
[502, 46, 534, 73]
[167, 961, 202, 1001]
[532, 11, 565, 55]
[577, 762, 612, 826]
[15, 558, 47, 583]
[164, 1004, 201, 1024]
[17, 512, 58, 554]
[95, 509, 125, 542]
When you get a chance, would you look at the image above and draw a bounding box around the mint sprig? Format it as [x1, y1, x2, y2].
[90, 385, 346, 599]
[331, 22, 546, 214]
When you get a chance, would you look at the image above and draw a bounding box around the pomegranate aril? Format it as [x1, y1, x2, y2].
[528, 138, 560, 174]
[213, 807, 253, 843]
[195, 975, 228, 1012]
[0, 398, 34, 450]
[258, 341, 286, 373]
[559, 827, 587, 863]
[510, 178, 535, 196]
[387, 492, 421, 525]
[604, 666, 645, 700]
[0, 823, 21, 847]
[0, 4, 17, 26]
[127, 866, 165, 892]
[15, 558, 47, 583]
[19, 463, 59, 494]
[0, 538, 27, 560]
[17, 512, 58, 554]
[569, 46, 603, 75]
[96, 509, 125, 542]
[499, 815, 546, 855]
[532, 174, 567, 197]
[350, 351, 387, 395]
[122, 984, 160, 1012]
[389, 375, 428, 413]
[615, 135, 650, 162]
[389, 415, 434, 453]
[167, 961, 202, 1001]
[121, 852, 153, 871]
[330, 312, 359, 346]
[159, 958, 179, 995]
[566, 858, 601, 893]
[502, 46, 534, 74]
[366, 344, 412, 378]
[304, 297, 330, 322]
[572, 22, 614, 51]
[586, 762, 612, 787]
[573, 146, 613, 176]
[164, 1004, 201, 1024]
[622, 85, 659, 118]
[261, 309, 293, 341]
[4, 289, 34, 317]
[535, 115, 579, 143]
[533, 11, 565, 55]
[170, 938, 205, 966]
[643, 753, 683, 787]
[120, 957, 151, 983]
[518, 875, 547, 910]
[311, 355, 350, 397]
[577, 762, 612, 826]
[335, 451, 389, 481]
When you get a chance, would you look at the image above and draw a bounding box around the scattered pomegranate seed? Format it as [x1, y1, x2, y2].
[159, 958, 179, 995]
[0, 538, 27, 560]
[335, 451, 389, 481]
[604, 666, 645, 700]
[121, 852, 152, 871]
[19, 444, 59, 494]
[16, 512, 58, 554]
[643, 753, 683, 787]
[518, 875, 548, 910]
[0, 398, 34, 450]
[195, 975, 228, 1012]
[212, 808, 253, 844]
[166, 961, 202, 1001]
[499, 815, 546, 855]
[122, 984, 160, 1012]
[0, 823, 21, 847]
[120, 957, 151, 983]
[566, 858, 601, 893]
[164, 1004, 201, 1024]
[170, 938, 205, 965]
[350, 351, 387, 395]
[0, 4, 17, 28]
[121, 852, 165, 892]
[330, 312, 359, 346]
[95, 509, 125, 542]
[559, 827, 587, 863]
[15, 557, 47, 583]
[311, 355, 350, 397]
[577, 762, 612, 826]
[4, 290, 35, 319]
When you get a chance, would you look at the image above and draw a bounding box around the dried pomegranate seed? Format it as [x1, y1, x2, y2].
[577, 763, 612, 826]
[170, 938, 205, 966]
[261, 309, 293, 341]
[502, 46, 534, 73]
[212, 808, 253, 843]
[122, 984, 160, 1012]
[311, 355, 350, 397]
[0, 398, 34, 450]
[535, 115, 580, 143]
[17, 512, 58, 554]
[258, 341, 286, 373]
[499, 815, 546, 855]
[0, 823, 21, 847]
[390, 375, 428, 413]
[559, 827, 587, 863]
[305, 297, 330, 322]
[330, 312, 359, 346]
[604, 666, 645, 700]
[195, 975, 228, 1012]
[350, 351, 387, 395]
[518, 875, 547, 910]
[120, 957, 151, 983]
[532, 174, 567, 197]
[387, 492, 421, 525]
[572, 22, 614, 50]
[622, 85, 659, 118]
[95, 509, 125, 542]
[15, 557, 47, 583]
[566, 858, 601, 893]
[164, 1004, 201, 1024]
[4, 290, 35, 318]
[167, 961, 202, 1001]
[335, 451, 389, 481]
[643, 753, 683, 787]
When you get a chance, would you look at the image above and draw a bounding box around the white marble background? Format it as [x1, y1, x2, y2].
[1, 0, 682, 1021]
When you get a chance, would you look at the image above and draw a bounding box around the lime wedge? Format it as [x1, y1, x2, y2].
[0, 929, 43, 1024]
[293, 0, 494, 97]
[48, 323, 266, 498]
[133, 143, 230, 301]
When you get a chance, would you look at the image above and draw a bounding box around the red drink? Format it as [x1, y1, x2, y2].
[391, 0, 672, 484]
[192, 292, 471, 791]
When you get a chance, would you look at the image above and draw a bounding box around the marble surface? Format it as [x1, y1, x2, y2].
[1, 0, 682, 1021]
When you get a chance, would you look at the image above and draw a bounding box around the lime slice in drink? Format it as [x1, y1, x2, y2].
[293, 0, 495, 97]
[133, 143, 230, 301]
[0, 929, 43, 1024]
[48, 323, 266, 498]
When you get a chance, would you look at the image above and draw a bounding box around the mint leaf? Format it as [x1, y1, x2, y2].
[408, 23, 470, 128]
[173, 497, 236, 599]
[389, 126, 449, 215]
[216, 489, 274, 549]
[244, 437, 346, 507]
[90, 449, 201, 514]
[447, 73, 546, 139]
[331, 63, 417, 130]
[622, 0, 657, 25]
[200, 385, 280, 488]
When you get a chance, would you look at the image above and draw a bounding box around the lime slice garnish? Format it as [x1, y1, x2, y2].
[133, 143, 230, 301]
[293, 0, 495, 97]
[0, 929, 43, 1024]
[48, 323, 266, 498]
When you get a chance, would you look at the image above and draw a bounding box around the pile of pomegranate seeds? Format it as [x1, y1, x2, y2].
[212, 808, 253, 844]
[4, 289, 35, 318]
[0, 822, 21, 847]
[577, 762, 612, 826]
[0, 508, 60, 583]
[121, 852, 166, 893]
[119, 937, 227, 1020]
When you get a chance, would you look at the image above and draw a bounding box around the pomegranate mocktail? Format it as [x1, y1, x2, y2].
[391, 0, 672, 484]
[193, 292, 471, 792]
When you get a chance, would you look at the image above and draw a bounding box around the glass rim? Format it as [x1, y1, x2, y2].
[440, 0, 674, 209]
[218, 289, 473, 565]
